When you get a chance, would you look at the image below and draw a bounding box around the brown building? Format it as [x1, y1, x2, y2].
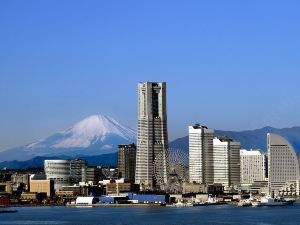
[86, 167, 103, 184]
[56, 186, 83, 197]
[182, 182, 206, 194]
[30, 180, 54, 198]
[0, 196, 10, 206]
[21, 192, 47, 201]
[0, 182, 12, 194]
[118, 144, 136, 183]
[106, 182, 132, 196]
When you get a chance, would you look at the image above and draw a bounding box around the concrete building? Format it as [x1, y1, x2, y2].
[135, 82, 168, 190]
[106, 183, 132, 196]
[182, 182, 206, 194]
[30, 179, 54, 198]
[118, 144, 136, 183]
[44, 159, 88, 191]
[268, 133, 300, 196]
[21, 192, 47, 201]
[70, 159, 87, 184]
[213, 137, 241, 189]
[44, 160, 71, 191]
[86, 167, 102, 184]
[189, 124, 214, 184]
[0, 182, 12, 194]
[240, 149, 267, 185]
[11, 174, 31, 191]
[56, 185, 83, 197]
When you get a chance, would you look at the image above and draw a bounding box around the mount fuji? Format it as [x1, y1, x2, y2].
[0, 115, 136, 162]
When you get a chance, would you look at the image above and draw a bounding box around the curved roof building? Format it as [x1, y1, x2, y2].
[268, 133, 300, 196]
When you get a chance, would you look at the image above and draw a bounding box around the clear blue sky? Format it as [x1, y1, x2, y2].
[1, 0, 300, 150]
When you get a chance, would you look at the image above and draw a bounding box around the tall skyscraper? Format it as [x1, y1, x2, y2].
[240, 149, 267, 185]
[189, 124, 214, 184]
[268, 133, 300, 196]
[118, 143, 136, 183]
[135, 82, 168, 190]
[213, 136, 241, 189]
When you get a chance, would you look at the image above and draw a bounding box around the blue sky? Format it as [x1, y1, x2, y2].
[1, 0, 300, 150]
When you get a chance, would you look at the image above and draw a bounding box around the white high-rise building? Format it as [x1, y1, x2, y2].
[240, 149, 267, 185]
[44, 160, 71, 191]
[44, 159, 87, 191]
[189, 124, 214, 184]
[268, 133, 300, 196]
[135, 82, 168, 190]
[213, 137, 240, 188]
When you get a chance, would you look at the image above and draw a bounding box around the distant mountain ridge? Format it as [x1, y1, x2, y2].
[0, 153, 118, 169]
[0, 115, 136, 162]
[169, 126, 300, 154]
[1, 113, 300, 170]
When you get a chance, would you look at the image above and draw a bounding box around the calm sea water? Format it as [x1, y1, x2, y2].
[1, 204, 300, 225]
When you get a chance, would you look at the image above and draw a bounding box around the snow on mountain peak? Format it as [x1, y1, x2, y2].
[52, 114, 136, 148]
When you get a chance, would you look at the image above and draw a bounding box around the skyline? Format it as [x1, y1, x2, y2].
[1, 1, 300, 150]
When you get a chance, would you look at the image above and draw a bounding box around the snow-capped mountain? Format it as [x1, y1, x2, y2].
[0, 115, 137, 162]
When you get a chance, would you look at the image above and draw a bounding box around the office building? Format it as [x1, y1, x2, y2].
[11, 174, 31, 191]
[30, 179, 54, 198]
[213, 137, 241, 189]
[45, 159, 88, 191]
[106, 182, 132, 196]
[189, 124, 214, 184]
[240, 149, 267, 185]
[182, 182, 206, 194]
[268, 133, 300, 196]
[86, 167, 103, 184]
[44, 160, 71, 191]
[70, 159, 87, 184]
[118, 144, 136, 183]
[135, 82, 168, 190]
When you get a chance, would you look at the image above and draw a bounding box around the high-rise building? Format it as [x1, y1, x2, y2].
[213, 137, 240, 188]
[135, 82, 168, 190]
[44, 160, 70, 191]
[44, 159, 88, 191]
[240, 149, 267, 185]
[70, 159, 87, 184]
[268, 133, 300, 196]
[118, 144, 136, 183]
[189, 124, 214, 184]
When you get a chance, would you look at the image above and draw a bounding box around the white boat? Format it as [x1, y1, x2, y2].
[252, 197, 293, 207]
[167, 202, 193, 207]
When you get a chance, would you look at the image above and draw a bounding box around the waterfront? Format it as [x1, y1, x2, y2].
[1, 204, 300, 225]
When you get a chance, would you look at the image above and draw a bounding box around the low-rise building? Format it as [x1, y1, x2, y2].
[0, 196, 10, 206]
[56, 186, 83, 197]
[75, 196, 97, 205]
[0, 182, 12, 194]
[182, 182, 206, 194]
[106, 183, 132, 196]
[128, 193, 169, 204]
[21, 192, 47, 201]
[11, 174, 31, 191]
[86, 167, 103, 184]
[30, 179, 54, 198]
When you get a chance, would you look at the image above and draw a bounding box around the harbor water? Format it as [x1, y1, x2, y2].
[1, 204, 300, 225]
